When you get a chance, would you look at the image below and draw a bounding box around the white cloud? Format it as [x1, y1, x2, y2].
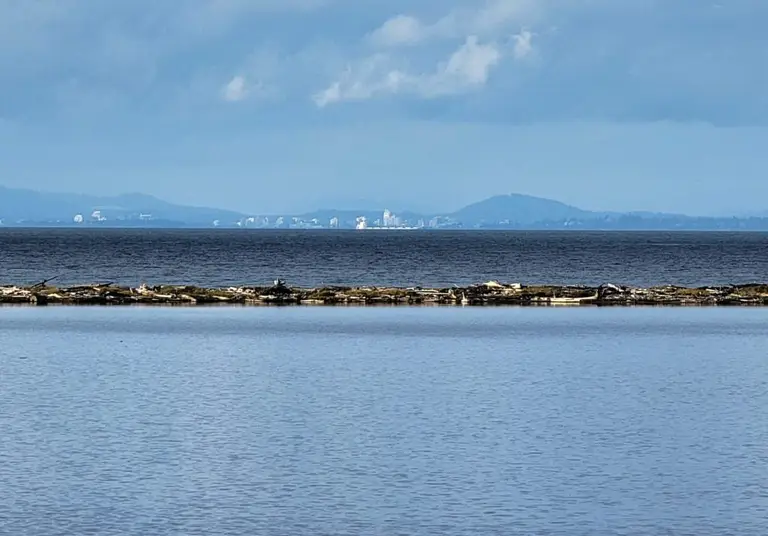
[512, 29, 533, 59]
[217, 45, 290, 103]
[8, 0, 760, 126]
[312, 54, 400, 107]
[219, 73, 280, 103]
[441, 36, 501, 87]
[314, 36, 506, 107]
[222, 75, 248, 101]
[319, 1, 541, 108]
[369, 15, 424, 47]
[368, 0, 538, 47]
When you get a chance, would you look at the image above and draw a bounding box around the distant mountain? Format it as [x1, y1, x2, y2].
[298, 194, 600, 226]
[446, 193, 599, 225]
[0, 186, 244, 225]
[3, 185, 768, 230]
[739, 210, 768, 218]
[300, 193, 768, 230]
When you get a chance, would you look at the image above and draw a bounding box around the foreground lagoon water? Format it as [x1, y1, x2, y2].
[1, 307, 767, 535]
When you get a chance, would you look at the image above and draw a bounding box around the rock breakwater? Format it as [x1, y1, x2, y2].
[2, 280, 768, 306]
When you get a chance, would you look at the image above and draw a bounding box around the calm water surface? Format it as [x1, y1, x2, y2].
[1, 307, 767, 535]
[2, 229, 768, 287]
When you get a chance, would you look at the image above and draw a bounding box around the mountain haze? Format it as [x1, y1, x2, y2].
[0, 186, 244, 224]
[2, 185, 768, 230]
[448, 194, 598, 225]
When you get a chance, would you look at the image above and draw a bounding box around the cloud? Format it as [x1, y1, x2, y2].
[0, 0, 566, 115]
[219, 74, 280, 103]
[367, 0, 538, 47]
[222, 75, 248, 101]
[323, 1, 538, 108]
[440, 36, 502, 87]
[2, 0, 767, 126]
[312, 54, 397, 107]
[314, 35, 514, 107]
[217, 45, 289, 104]
[369, 15, 424, 47]
[512, 29, 533, 59]
[0, 0, 330, 73]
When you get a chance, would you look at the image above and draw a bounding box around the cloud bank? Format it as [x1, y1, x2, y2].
[0, 0, 765, 125]
[313, 34, 526, 107]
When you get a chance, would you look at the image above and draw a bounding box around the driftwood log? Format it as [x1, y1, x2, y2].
[2, 281, 768, 306]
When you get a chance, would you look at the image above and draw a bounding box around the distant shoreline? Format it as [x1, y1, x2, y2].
[4, 188, 768, 231]
[3, 226, 768, 233]
[3, 282, 768, 307]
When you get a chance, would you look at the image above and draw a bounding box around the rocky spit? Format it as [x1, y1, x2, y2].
[2, 280, 768, 306]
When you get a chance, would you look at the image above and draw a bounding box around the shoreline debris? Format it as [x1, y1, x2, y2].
[1, 281, 768, 307]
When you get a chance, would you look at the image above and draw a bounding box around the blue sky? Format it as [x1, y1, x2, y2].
[0, 0, 766, 215]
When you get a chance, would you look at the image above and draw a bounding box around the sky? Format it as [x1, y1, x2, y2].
[0, 0, 766, 216]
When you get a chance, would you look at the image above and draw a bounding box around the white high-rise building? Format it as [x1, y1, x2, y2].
[330, 217, 340, 228]
[383, 209, 393, 227]
[355, 216, 368, 230]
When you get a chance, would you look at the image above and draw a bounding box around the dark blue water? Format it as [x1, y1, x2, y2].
[1, 307, 767, 535]
[1, 229, 767, 287]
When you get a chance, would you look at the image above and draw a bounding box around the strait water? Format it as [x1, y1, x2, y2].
[1, 229, 768, 287]
[1, 307, 767, 535]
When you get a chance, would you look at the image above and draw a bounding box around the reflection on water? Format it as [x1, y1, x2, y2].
[1, 307, 767, 535]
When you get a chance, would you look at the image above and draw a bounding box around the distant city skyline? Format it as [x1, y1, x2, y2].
[1, 1, 766, 216]
[5, 186, 768, 230]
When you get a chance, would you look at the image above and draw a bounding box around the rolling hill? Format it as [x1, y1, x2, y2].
[2, 185, 766, 230]
[0, 186, 245, 224]
[446, 193, 599, 225]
